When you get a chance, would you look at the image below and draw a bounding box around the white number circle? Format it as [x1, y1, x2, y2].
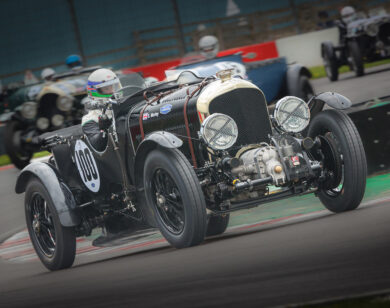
[74, 140, 100, 192]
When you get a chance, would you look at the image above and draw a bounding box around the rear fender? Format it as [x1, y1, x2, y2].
[15, 162, 80, 227]
[133, 131, 183, 227]
[286, 64, 312, 97]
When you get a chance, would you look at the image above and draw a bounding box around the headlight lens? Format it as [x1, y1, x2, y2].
[200, 113, 238, 150]
[51, 114, 64, 127]
[56, 95, 73, 112]
[274, 96, 310, 133]
[36, 117, 49, 130]
[21, 102, 37, 119]
[365, 23, 379, 37]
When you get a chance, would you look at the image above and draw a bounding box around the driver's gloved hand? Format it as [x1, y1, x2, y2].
[98, 114, 112, 130]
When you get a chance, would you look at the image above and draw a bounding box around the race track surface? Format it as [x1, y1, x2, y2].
[1, 64, 390, 307]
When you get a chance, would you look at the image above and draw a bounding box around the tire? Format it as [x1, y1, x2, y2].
[206, 214, 230, 236]
[308, 110, 367, 212]
[143, 148, 207, 248]
[323, 47, 339, 81]
[4, 120, 33, 169]
[25, 178, 76, 270]
[297, 76, 315, 102]
[348, 41, 364, 77]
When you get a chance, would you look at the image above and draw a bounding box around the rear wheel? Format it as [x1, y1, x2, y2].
[143, 148, 207, 248]
[25, 178, 76, 270]
[4, 120, 33, 169]
[308, 110, 366, 212]
[297, 76, 315, 102]
[348, 41, 364, 77]
[206, 214, 230, 236]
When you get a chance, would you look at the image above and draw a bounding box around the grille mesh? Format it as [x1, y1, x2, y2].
[208, 88, 272, 147]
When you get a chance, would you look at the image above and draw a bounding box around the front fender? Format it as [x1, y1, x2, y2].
[0, 111, 15, 123]
[15, 162, 80, 227]
[308, 92, 352, 118]
[286, 64, 312, 97]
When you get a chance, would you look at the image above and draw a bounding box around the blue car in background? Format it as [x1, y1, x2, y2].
[167, 54, 314, 104]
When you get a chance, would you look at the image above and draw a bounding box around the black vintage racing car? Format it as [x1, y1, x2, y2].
[15, 69, 366, 270]
[321, 11, 390, 81]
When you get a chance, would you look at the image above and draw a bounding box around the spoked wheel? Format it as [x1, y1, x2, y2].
[144, 148, 207, 248]
[308, 110, 367, 212]
[4, 121, 33, 169]
[297, 76, 315, 102]
[206, 214, 230, 236]
[25, 178, 76, 270]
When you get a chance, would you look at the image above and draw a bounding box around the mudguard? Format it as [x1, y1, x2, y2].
[308, 92, 352, 118]
[286, 64, 312, 97]
[132, 131, 183, 227]
[15, 162, 81, 227]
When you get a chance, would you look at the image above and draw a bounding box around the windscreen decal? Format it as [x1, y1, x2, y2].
[74, 140, 100, 192]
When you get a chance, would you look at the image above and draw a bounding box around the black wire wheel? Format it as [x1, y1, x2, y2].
[143, 148, 207, 248]
[297, 75, 315, 103]
[308, 109, 367, 212]
[25, 178, 76, 270]
[206, 214, 230, 236]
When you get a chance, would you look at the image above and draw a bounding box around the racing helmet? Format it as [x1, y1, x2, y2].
[41, 67, 55, 81]
[199, 35, 219, 59]
[87, 68, 122, 102]
[341, 6, 357, 24]
[66, 54, 83, 69]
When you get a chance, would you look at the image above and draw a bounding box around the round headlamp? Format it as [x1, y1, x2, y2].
[36, 117, 49, 130]
[365, 23, 379, 37]
[21, 102, 38, 119]
[200, 113, 238, 150]
[274, 96, 310, 133]
[56, 95, 73, 112]
[51, 114, 64, 127]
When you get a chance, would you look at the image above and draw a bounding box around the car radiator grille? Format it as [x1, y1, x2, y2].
[208, 88, 272, 148]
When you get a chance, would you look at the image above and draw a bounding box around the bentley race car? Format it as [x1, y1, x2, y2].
[15, 69, 366, 270]
[321, 10, 390, 81]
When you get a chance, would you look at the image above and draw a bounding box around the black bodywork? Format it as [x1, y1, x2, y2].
[321, 13, 390, 81]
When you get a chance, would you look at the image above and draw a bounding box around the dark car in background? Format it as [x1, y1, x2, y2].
[1, 67, 100, 169]
[321, 11, 390, 81]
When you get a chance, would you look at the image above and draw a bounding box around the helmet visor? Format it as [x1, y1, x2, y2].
[94, 79, 121, 97]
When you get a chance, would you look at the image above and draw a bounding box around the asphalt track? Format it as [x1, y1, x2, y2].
[1, 65, 390, 307]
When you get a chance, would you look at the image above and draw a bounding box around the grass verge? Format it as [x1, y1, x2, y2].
[309, 58, 390, 79]
[0, 151, 50, 167]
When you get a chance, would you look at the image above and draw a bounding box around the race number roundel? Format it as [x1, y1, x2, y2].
[74, 140, 100, 192]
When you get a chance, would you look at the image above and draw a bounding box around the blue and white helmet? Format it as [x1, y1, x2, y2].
[86, 68, 122, 103]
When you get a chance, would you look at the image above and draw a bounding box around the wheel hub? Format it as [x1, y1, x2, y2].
[33, 216, 41, 234]
[318, 134, 343, 189]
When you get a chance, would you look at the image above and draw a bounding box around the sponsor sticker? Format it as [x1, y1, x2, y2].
[160, 104, 172, 115]
[74, 140, 100, 192]
[291, 156, 300, 166]
[143, 113, 150, 120]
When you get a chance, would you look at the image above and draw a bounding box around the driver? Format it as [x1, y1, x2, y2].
[340, 6, 357, 24]
[82, 68, 122, 151]
[199, 35, 220, 59]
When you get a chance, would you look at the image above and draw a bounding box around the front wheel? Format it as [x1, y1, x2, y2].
[323, 47, 339, 81]
[4, 120, 33, 169]
[143, 148, 207, 248]
[25, 178, 76, 270]
[308, 110, 367, 212]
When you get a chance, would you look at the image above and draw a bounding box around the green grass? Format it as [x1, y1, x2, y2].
[309, 58, 390, 79]
[0, 151, 50, 167]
